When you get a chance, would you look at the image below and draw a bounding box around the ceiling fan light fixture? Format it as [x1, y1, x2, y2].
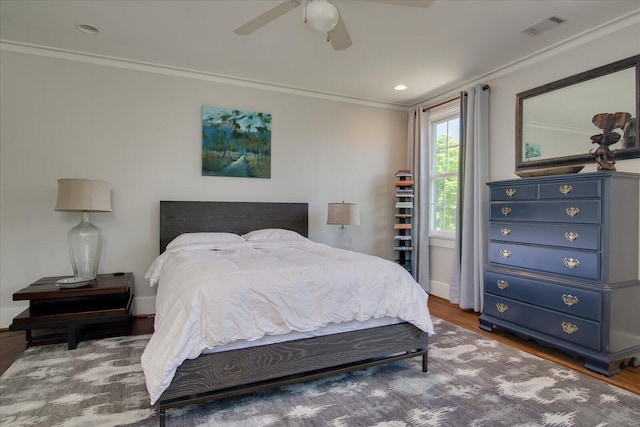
[304, 0, 339, 32]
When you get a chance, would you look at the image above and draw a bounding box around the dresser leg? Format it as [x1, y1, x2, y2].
[584, 357, 621, 377]
[478, 316, 494, 333]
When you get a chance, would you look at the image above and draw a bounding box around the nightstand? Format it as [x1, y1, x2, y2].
[10, 273, 133, 349]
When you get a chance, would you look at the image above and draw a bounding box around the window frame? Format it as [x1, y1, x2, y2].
[428, 100, 461, 241]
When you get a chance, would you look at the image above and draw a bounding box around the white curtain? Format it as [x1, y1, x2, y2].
[407, 107, 430, 292]
[450, 84, 490, 311]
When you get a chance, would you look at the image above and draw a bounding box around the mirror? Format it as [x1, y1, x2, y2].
[516, 55, 639, 172]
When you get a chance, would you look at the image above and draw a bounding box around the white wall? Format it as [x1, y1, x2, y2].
[427, 22, 640, 302]
[2, 21, 639, 326]
[0, 50, 408, 327]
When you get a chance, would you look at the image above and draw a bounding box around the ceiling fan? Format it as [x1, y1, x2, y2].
[233, 0, 434, 51]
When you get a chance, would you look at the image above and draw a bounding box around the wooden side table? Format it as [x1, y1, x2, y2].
[10, 273, 133, 349]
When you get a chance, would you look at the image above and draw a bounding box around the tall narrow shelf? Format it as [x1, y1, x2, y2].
[394, 170, 414, 275]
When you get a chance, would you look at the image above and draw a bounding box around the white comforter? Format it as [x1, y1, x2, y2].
[141, 239, 434, 404]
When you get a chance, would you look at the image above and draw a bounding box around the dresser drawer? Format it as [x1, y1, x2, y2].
[490, 200, 601, 224]
[484, 269, 601, 321]
[489, 222, 600, 250]
[488, 242, 600, 280]
[539, 179, 601, 199]
[484, 294, 600, 350]
[490, 184, 537, 201]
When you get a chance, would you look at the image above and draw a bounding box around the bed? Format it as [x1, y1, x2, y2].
[144, 201, 433, 426]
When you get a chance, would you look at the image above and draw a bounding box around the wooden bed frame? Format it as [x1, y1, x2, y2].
[155, 201, 429, 426]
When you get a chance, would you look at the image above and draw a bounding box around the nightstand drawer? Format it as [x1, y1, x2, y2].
[489, 222, 600, 250]
[484, 269, 601, 320]
[490, 200, 601, 223]
[484, 294, 600, 350]
[488, 242, 599, 280]
[539, 179, 601, 199]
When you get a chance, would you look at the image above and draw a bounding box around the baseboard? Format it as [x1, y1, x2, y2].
[0, 305, 28, 330]
[132, 295, 156, 317]
[428, 280, 450, 301]
[4, 286, 446, 330]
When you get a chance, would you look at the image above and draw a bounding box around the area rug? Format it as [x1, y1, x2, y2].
[1, 318, 639, 427]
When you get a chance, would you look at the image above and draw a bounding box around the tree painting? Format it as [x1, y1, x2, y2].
[524, 142, 542, 160]
[202, 106, 271, 178]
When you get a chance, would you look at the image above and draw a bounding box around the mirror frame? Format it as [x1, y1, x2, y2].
[515, 55, 640, 172]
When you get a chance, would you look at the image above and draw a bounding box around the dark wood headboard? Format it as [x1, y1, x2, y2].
[159, 201, 309, 253]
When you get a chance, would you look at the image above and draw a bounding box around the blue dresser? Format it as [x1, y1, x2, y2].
[479, 171, 640, 376]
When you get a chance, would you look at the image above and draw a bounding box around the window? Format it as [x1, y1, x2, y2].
[429, 101, 460, 237]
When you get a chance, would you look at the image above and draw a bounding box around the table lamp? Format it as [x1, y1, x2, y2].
[55, 178, 112, 285]
[327, 202, 360, 250]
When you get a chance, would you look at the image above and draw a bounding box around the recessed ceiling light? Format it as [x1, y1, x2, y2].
[76, 24, 99, 34]
[394, 84, 408, 91]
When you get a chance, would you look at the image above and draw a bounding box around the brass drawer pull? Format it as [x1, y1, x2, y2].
[496, 280, 509, 290]
[500, 249, 512, 259]
[501, 228, 511, 236]
[561, 322, 578, 334]
[563, 257, 581, 269]
[564, 232, 579, 242]
[566, 207, 580, 217]
[505, 188, 517, 197]
[562, 294, 579, 307]
[559, 184, 573, 195]
[501, 207, 512, 216]
[496, 303, 509, 313]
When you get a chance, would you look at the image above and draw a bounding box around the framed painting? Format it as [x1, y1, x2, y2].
[202, 106, 271, 178]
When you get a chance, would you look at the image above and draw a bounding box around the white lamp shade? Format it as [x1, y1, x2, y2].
[55, 178, 112, 212]
[327, 202, 360, 226]
[305, 0, 339, 32]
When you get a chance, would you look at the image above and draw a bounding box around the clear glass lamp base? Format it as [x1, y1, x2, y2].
[335, 226, 352, 250]
[67, 211, 103, 280]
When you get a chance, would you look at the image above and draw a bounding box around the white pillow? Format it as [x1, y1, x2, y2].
[242, 228, 307, 242]
[166, 232, 244, 249]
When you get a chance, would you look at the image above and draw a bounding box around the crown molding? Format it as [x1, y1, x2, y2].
[2, 7, 638, 114]
[0, 41, 408, 112]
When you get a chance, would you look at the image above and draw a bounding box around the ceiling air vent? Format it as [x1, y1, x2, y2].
[521, 16, 565, 37]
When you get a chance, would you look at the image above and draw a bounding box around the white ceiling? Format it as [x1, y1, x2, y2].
[1, 0, 639, 108]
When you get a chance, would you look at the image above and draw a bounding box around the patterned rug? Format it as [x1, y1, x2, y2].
[1, 317, 639, 427]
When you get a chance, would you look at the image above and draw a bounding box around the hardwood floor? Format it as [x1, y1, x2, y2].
[427, 295, 640, 395]
[1, 298, 638, 395]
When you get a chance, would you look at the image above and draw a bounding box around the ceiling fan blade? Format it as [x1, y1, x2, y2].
[329, 11, 352, 51]
[234, 0, 301, 35]
[364, 0, 434, 7]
